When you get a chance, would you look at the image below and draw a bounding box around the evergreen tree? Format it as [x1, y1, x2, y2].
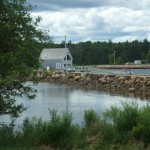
[146, 49, 150, 63]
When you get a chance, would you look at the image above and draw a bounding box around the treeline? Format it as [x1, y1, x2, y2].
[43, 39, 150, 65]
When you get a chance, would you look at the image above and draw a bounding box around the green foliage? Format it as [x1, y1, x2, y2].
[49, 110, 85, 149]
[100, 121, 116, 143]
[18, 117, 46, 147]
[116, 56, 124, 64]
[104, 101, 139, 133]
[84, 109, 99, 128]
[0, 121, 15, 147]
[0, 0, 52, 117]
[132, 104, 150, 146]
[43, 71, 53, 77]
[103, 103, 138, 144]
[0, 103, 150, 149]
[5, 109, 81, 149]
[146, 49, 150, 62]
[46, 110, 78, 149]
[65, 39, 150, 65]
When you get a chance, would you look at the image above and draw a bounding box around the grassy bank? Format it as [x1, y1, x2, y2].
[0, 102, 150, 150]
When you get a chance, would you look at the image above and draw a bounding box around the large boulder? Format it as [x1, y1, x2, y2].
[147, 81, 150, 86]
[101, 79, 107, 84]
[74, 75, 81, 81]
[118, 76, 125, 80]
[52, 74, 61, 79]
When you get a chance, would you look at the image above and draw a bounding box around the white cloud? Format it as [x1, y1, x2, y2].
[148, 33, 150, 41]
[31, 1, 150, 43]
[122, 26, 150, 32]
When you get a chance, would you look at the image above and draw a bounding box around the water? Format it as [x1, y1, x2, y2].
[93, 68, 150, 75]
[0, 82, 150, 126]
[107, 68, 150, 75]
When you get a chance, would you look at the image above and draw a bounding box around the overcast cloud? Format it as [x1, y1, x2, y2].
[27, 0, 150, 43]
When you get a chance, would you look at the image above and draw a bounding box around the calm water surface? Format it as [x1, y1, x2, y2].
[97, 69, 150, 75]
[1, 82, 150, 125]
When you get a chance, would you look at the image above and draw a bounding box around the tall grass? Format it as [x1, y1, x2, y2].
[0, 121, 15, 147]
[84, 108, 99, 128]
[0, 101, 150, 149]
[103, 101, 139, 144]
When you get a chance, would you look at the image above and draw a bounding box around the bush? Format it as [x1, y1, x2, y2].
[84, 109, 99, 128]
[103, 101, 140, 144]
[0, 102, 150, 149]
[132, 104, 150, 146]
[45, 109, 80, 149]
[104, 101, 139, 132]
[0, 121, 15, 147]
[15, 117, 47, 147]
[100, 121, 116, 143]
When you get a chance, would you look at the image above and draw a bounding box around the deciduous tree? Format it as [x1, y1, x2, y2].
[0, 0, 51, 118]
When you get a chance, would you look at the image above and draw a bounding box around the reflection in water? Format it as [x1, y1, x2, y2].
[97, 88, 150, 101]
[0, 82, 150, 126]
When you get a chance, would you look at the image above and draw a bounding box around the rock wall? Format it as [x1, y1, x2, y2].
[37, 71, 150, 93]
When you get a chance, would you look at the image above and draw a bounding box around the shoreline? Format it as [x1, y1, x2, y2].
[34, 71, 150, 100]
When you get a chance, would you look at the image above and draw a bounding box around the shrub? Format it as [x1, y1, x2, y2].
[1, 102, 150, 149]
[104, 101, 139, 133]
[0, 121, 15, 147]
[100, 120, 116, 143]
[46, 109, 80, 149]
[16, 117, 47, 147]
[103, 101, 140, 144]
[84, 109, 99, 128]
[132, 104, 150, 146]
[43, 71, 53, 77]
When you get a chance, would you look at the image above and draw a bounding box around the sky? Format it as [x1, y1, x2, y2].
[27, 0, 150, 43]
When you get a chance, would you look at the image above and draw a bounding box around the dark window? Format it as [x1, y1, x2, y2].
[67, 55, 71, 60]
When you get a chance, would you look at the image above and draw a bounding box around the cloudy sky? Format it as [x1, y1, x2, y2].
[27, 0, 150, 43]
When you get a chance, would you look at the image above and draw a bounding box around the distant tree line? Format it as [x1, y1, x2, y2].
[43, 39, 150, 65]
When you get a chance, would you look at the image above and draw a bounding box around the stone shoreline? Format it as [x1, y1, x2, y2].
[35, 71, 150, 100]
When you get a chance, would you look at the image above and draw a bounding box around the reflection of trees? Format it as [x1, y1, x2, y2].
[97, 88, 150, 101]
[71, 84, 150, 101]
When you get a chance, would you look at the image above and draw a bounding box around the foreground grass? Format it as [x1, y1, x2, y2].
[0, 102, 150, 150]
